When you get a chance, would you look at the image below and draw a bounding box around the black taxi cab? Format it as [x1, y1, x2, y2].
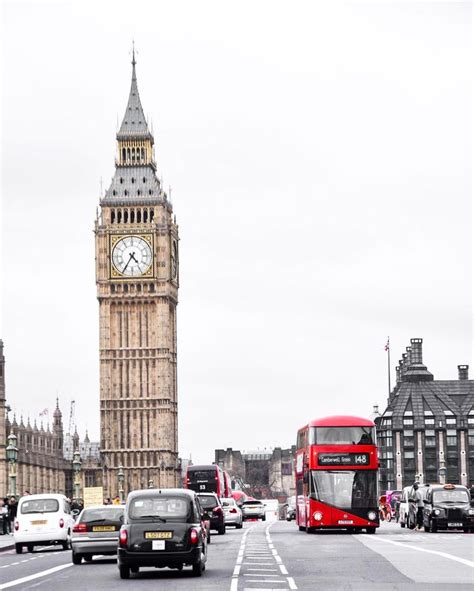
[117, 488, 208, 579]
[423, 483, 474, 533]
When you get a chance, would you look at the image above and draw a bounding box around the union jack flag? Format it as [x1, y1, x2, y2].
[384, 338, 390, 352]
[39, 408, 48, 417]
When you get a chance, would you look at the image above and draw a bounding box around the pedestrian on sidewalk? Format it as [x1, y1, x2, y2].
[1, 498, 9, 535]
[8, 497, 18, 534]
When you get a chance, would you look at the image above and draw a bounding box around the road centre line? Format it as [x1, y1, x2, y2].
[366, 536, 474, 568]
[0, 563, 73, 590]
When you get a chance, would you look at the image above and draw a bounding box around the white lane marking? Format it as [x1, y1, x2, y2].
[0, 563, 73, 590]
[244, 574, 282, 577]
[367, 536, 474, 568]
[287, 577, 297, 590]
[279, 564, 288, 575]
[233, 565, 241, 576]
[248, 568, 279, 571]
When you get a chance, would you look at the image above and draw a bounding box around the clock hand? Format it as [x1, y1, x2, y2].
[130, 252, 139, 264]
[122, 253, 134, 273]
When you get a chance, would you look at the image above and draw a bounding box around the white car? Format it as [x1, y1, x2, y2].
[221, 498, 243, 528]
[241, 500, 266, 521]
[14, 493, 75, 553]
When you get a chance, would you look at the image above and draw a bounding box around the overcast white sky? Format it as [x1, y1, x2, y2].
[1, 0, 472, 464]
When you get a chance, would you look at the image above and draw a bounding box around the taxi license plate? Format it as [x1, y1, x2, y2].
[31, 520, 47, 526]
[448, 522, 462, 527]
[145, 531, 173, 539]
[152, 540, 165, 550]
[92, 526, 115, 532]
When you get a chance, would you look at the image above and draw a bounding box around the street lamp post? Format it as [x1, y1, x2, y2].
[118, 465, 125, 503]
[6, 432, 18, 497]
[72, 451, 82, 501]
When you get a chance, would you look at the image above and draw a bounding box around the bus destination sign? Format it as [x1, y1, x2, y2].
[318, 453, 370, 466]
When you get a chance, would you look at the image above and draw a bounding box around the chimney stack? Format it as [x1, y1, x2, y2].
[406, 346, 412, 365]
[410, 338, 423, 364]
[458, 365, 469, 380]
[396, 366, 401, 383]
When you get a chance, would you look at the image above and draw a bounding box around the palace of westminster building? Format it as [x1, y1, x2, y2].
[1, 57, 473, 498]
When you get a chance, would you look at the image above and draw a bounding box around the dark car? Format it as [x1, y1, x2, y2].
[196, 493, 225, 535]
[71, 505, 124, 564]
[423, 484, 474, 533]
[117, 488, 208, 579]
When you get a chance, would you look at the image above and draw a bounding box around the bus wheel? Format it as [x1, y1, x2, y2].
[305, 526, 313, 534]
[366, 527, 376, 534]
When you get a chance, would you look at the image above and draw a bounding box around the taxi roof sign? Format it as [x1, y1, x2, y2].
[443, 484, 455, 489]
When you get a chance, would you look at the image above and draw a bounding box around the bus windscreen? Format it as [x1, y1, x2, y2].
[310, 470, 377, 509]
[310, 426, 374, 445]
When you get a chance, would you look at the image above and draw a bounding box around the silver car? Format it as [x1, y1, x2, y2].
[241, 500, 266, 521]
[71, 505, 124, 564]
[221, 498, 243, 528]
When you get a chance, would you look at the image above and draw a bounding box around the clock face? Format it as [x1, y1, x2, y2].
[171, 240, 178, 280]
[111, 236, 153, 277]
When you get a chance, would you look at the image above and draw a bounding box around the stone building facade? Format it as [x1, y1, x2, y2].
[215, 447, 296, 499]
[375, 338, 474, 492]
[95, 52, 180, 497]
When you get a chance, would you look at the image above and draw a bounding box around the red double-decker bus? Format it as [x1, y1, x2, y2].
[295, 415, 379, 534]
[184, 464, 230, 497]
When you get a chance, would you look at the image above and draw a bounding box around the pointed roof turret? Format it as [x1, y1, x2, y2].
[117, 48, 152, 141]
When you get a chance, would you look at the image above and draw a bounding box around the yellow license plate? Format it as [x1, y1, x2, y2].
[92, 526, 115, 532]
[31, 520, 47, 526]
[145, 531, 172, 539]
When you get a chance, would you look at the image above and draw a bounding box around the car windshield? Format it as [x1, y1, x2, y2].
[129, 496, 190, 521]
[81, 507, 124, 523]
[310, 426, 374, 445]
[432, 489, 469, 503]
[197, 496, 218, 509]
[310, 470, 377, 509]
[21, 498, 59, 514]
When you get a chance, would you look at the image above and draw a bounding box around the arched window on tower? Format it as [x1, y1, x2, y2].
[122, 148, 126, 162]
[132, 147, 136, 162]
[117, 210, 122, 223]
[127, 148, 131, 162]
[143, 209, 148, 223]
[124, 210, 128, 223]
[137, 210, 141, 223]
[111, 209, 115, 224]
[130, 210, 135, 223]
[150, 209, 154, 222]
[141, 148, 145, 161]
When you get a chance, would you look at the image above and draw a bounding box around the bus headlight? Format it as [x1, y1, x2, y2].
[313, 511, 323, 521]
[433, 509, 440, 516]
[368, 511, 377, 521]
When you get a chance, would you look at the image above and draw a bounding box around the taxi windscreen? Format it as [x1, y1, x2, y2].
[129, 496, 190, 521]
[432, 489, 469, 504]
[21, 498, 59, 514]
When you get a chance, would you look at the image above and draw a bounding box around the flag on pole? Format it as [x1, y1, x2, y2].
[384, 338, 390, 352]
[39, 408, 48, 417]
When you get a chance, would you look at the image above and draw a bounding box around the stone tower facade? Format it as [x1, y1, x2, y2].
[0, 340, 7, 495]
[95, 53, 179, 497]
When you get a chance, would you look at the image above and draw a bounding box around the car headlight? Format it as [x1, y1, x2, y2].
[433, 509, 440, 516]
[368, 511, 377, 521]
[313, 511, 323, 521]
[468, 509, 474, 515]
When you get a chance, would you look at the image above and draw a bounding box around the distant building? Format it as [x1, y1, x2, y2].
[215, 447, 295, 498]
[375, 338, 474, 491]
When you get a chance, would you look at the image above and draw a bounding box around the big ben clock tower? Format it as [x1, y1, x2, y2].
[95, 51, 179, 496]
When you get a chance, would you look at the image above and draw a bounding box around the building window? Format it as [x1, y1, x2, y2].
[424, 430, 436, 447]
[446, 430, 457, 447]
[425, 418, 435, 426]
[403, 418, 413, 426]
[446, 418, 456, 426]
[468, 429, 474, 446]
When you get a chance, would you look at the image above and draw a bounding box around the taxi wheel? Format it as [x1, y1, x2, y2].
[430, 520, 437, 533]
[130, 566, 139, 573]
[27, 545, 34, 553]
[218, 525, 226, 535]
[192, 556, 204, 577]
[15, 544, 23, 554]
[119, 565, 130, 579]
[236, 521, 243, 529]
[207, 534, 211, 543]
[298, 526, 305, 532]
[83, 554, 93, 562]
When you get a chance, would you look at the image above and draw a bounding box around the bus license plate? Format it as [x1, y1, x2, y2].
[448, 522, 462, 527]
[152, 540, 165, 550]
[338, 520, 353, 525]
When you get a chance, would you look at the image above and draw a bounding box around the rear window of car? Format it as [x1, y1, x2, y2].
[197, 495, 218, 509]
[221, 499, 236, 507]
[21, 498, 59, 514]
[81, 507, 124, 523]
[243, 501, 263, 506]
[129, 496, 190, 520]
